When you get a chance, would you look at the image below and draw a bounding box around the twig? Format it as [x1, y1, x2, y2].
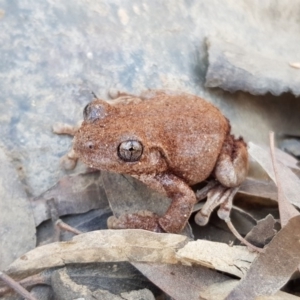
[225, 220, 264, 253]
[56, 219, 82, 235]
[0, 271, 37, 300]
[0, 270, 52, 296]
[269, 131, 299, 226]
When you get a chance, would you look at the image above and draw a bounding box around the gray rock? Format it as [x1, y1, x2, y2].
[1, 0, 300, 200]
[206, 33, 300, 96]
[0, 147, 36, 270]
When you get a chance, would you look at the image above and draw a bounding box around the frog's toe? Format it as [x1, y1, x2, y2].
[59, 150, 78, 170]
[194, 186, 238, 226]
[194, 212, 210, 226]
[52, 122, 80, 136]
[107, 215, 129, 229]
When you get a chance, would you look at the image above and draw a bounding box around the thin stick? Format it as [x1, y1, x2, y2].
[269, 132, 279, 185]
[56, 219, 82, 235]
[0, 271, 37, 300]
[0, 271, 51, 296]
[225, 220, 264, 253]
[269, 131, 299, 226]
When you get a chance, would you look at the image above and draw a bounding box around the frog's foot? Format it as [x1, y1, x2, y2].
[195, 185, 238, 226]
[108, 89, 137, 99]
[59, 148, 79, 170]
[195, 185, 263, 252]
[107, 89, 142, 105]
[52, 122, 81, 136]
[52, 122, 81, 169]
[107, 210, 164, 233]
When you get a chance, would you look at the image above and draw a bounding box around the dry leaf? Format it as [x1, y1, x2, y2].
[176, 240, 256, 278]
[132, 263, 229, 300]
[249, 142, 300, 171]
[205, 36, 300, 96]
[269, 133, 299, 226]
[133, 264, 297, 300]
[248, 142, 300, 208]
[201, 280, 299, 300]
[245, 214, 277, 248]
[226, 216, 300, 299]
[5, 230, 189, 279]
[37, 207, 112, 245]
[31, 171, 109, 226]
[239, 178, 277, 201]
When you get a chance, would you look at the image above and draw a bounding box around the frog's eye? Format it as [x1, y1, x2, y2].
[83, 102, 106, 122]
[118, 140, 143, 162]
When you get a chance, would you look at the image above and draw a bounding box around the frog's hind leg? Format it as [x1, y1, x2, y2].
[194, 136, 263, 252]
[195, 134, 248, 224]
[214, 134, 248, 188]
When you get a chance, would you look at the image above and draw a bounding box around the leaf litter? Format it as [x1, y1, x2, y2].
[226, 133, 300, 300]
[2, 137, 300, 299]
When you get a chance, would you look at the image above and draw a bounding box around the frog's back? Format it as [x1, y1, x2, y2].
[137, 91, 230, 184]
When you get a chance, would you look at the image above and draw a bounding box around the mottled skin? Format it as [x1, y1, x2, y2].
[73, 90, 248, 233]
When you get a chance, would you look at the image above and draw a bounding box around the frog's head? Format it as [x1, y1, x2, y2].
[73, 99, 167, 174]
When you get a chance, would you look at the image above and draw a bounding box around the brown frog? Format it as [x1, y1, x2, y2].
[70, 90, 248, 233]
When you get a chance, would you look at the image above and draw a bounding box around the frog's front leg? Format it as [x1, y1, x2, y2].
[107, 173, 197, 233]
[155, 173, 197, 233]
[52, 122, 81, 137]
[52, 122, 81, 169]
